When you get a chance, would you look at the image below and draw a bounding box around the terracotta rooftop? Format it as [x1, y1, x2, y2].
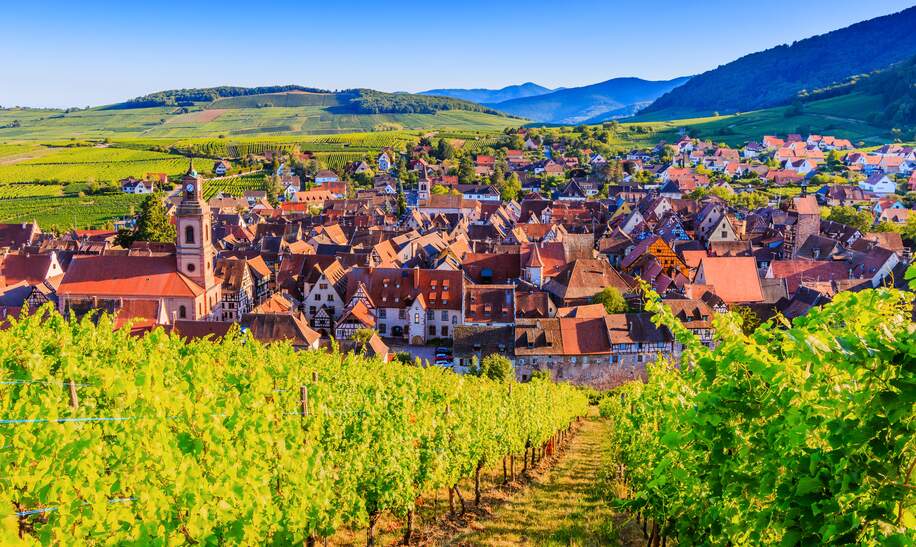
[58, 255, 204, 298]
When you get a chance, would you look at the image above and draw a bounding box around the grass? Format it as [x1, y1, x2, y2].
[448, 412, 638, 546]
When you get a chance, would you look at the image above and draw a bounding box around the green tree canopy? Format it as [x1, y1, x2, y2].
[115, 192, 176, 248]
[471, 354, 515, 382]
[498, 172, 521, 202]
[592, 286, 628, 314]
[823, 205, 874, 233]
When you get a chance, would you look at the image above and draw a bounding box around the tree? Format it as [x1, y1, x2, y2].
[115, 192, 176, 248]
[266, 174, 284, 206]
[352, 328, 376, 354]
[592, 286, 627, 314]
[457, 155, 475, 184]
[490, 163, 505, 187]
[396, 187, 407, 217]
[823, 205, 874, 233]
[902, 215, 916, 245]
[430, 184, 450, 195]
[498, 172, 521, 201]
[304, 159, 319, 180]
[472, 354, 515, 382]
[436, 139, 455, 161]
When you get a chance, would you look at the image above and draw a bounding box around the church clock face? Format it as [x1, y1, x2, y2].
[186, 183, 194, 192]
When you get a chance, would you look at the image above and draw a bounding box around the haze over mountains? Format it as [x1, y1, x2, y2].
[418, 83, 554, 105]
[421, 77, 690, 124]
[487, 77, 690, 124]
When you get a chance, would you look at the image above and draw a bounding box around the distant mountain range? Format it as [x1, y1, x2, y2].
[639, 5, 916, 118]
[419, 82, 554, 105]
[483, 77, 690, 124]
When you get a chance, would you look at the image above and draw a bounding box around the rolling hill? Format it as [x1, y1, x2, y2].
[419, 82, 554, 105]
[489, 77, 690, 124]
[640, 5, 916, 117]
[0, 87, 523, 140]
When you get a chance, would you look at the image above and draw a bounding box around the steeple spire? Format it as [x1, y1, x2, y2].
[186, 158, 196, 177]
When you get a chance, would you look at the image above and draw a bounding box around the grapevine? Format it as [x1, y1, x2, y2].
[0, 306, 587, 544]
[600, 283, 916, 545]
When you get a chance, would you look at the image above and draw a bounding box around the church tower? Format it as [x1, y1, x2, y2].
[176, 161, 216, 294]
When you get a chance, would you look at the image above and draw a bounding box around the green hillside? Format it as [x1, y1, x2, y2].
[208, 91, 345, 109]
[626, 92, 895, 146]
[641, 5, 916, 116]
[0, 85, 521, 140]
[0, 104, 519, 140]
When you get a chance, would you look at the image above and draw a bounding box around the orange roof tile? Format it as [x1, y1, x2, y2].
[58, 255, 204, 298]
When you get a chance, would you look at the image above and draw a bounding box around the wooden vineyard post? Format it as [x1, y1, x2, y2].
[300, 386, 309, 419]
[67, 379, 79, 409]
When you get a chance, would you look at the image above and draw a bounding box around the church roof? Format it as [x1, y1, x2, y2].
[58, 255, 204, 298]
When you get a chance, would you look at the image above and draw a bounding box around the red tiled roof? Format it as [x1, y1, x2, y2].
[465, 284, 515, 324]
[343, 267, 463, 310]
[58, 255, 204, 298]
[0, 253, 53, 286]
[559, 317, 611, 355]
[696, 256, 763, 303]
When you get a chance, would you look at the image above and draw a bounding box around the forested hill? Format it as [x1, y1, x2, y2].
[640, 5, 916, 117]
[104, 85, 333, 109]
[105, 86, 513, 116]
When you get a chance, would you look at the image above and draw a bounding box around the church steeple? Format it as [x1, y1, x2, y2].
[181, 159, 203, 202]
[186, 158, 197, 178]
[176, 159, 214, 293]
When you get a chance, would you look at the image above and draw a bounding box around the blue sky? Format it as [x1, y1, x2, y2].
[2, 0, 913, 108]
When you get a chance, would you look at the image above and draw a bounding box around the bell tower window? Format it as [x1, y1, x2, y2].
[187, 263, 195, 273]
[185, 225, 195, 244]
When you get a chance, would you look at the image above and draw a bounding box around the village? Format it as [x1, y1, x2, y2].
[1, 129, 913, 389]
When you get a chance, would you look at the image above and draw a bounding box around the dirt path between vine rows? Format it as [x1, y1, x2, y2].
[442, 413, 642, 546]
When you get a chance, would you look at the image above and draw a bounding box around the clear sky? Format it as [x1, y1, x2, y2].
[2, 0, 913, 108]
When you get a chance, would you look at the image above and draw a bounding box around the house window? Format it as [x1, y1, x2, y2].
[179, 305, 187, 319]
[721, 231, 727, 238]
[452, 316, 458, 325]
[399, 309, 406, 320]
[429, 325, 436, 336]
[414, 313, 420, 324]
[441, 310, 448, 321]
[378, 324, 386, 334]
[427, 310, 434, 320]
[378, 309, 387, 319]
[309, 306, 316, 315]
[185, 225, 195, 244]
[441, 326, 448, 336]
